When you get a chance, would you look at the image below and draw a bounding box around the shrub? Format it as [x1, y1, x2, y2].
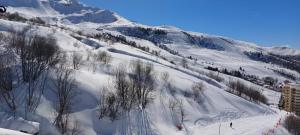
[97, 51, 112, 65]
[181, 58, 188, 68]
[98, 61, 157, 120]
[170, 61, 175, 65]
[113, 65, 134, 112]
[129, 60, 156, 109]
[207, 72, 224, 82]
[206, 66, 219, 72]
[98, 89, 120, 121]
[72, 52, 83, 70]
[51, 67, 77, 134]
[7, 12, 27, 22]
[263, 76, 278, 86]
[192, 82, 204, 100]
[29, 17, 46, 25]
[183, 91, 193, 98]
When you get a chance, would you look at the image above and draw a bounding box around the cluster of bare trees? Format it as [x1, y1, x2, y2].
[98, 60, 156, 121]
[13, 30, 61, 114]
[130, 60, 156, 108]
[89, 50, 113, 72]
[0, 28, 62, 115]
[206, 72, 224, 82]
[228, 81, 267, 104]
[98, 89, 120, 121]
[1, 28, 81, 134]
[114, 66, 134, 112]
[72, 48, 113, 71]
[284, 115, 300, 135]
[181, 82, 205, 104]
[22, 36, 60, 113]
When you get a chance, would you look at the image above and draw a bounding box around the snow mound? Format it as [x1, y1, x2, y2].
[0, 128, 31, 135]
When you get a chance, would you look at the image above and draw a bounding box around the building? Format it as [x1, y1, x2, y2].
[282, 83, 300, 115]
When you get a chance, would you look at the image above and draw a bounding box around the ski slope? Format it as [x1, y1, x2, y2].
[192, 111, 290, 135]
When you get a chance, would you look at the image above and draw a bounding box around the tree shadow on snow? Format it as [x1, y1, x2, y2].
[43, 81, 98, 113]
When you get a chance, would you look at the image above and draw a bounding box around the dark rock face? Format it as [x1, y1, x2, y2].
[113, 26, 170, 45]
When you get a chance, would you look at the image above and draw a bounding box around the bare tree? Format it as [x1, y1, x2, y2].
[130, 60, 156, 109]
[160, 72, 170, 84]
[69, 120, 82, 135]
[178, 100, 185, 124]
[168, 99, 186, 127]
[97, 88, 120, 121]
[20, 35, 60, 82]
[192, 82, 204, 100]
[160, 72, 170, 94]
[8, 27, 28, 54]
[86, 49, 92, 61]
[0, 50, 17, 112]
[72, 52, 83, 70]
[181, 58, 188, 69]
[168, 99, 179, 112]
[51, 67, 77, 134]
[97, 51, 112, 65]
[114, 65, 134, 112]
[98, 88, 109, 120]
[91, 54, 97, 72]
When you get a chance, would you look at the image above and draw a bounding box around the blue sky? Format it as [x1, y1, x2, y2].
[80, 0, 300, 50]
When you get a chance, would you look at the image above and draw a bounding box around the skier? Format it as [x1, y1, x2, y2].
[230, 122, 233, 128]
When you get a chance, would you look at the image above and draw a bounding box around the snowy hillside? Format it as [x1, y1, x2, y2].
[0, 0, 298, 135]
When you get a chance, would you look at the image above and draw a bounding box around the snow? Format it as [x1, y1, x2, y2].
[191, 111, 290, 135]
[0, 128, 31, 135]
[0, 0, 299, 134]
[267, 46, 300, 56]
[0, 114, 39, 134]
[64, 10, 117, 24]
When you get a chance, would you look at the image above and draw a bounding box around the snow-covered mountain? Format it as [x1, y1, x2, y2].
[0, 0, 298, 134]
[2, 0, 129, 26]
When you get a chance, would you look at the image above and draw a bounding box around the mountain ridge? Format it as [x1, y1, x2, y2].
[2, 0, 299, 55]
